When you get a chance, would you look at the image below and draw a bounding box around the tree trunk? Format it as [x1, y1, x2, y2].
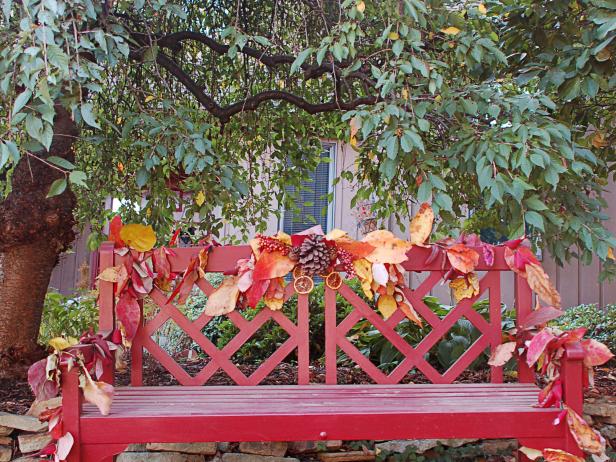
[0, 106, 78, 378]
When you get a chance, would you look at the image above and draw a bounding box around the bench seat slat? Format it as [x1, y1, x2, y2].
[80, 384, 561, 444]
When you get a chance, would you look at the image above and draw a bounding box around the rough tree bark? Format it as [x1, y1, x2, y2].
[0, 106, 78, 378]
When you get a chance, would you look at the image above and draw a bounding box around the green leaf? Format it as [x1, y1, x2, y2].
[80, 103, 101, 129]
[47, 156, 75, 170]
[12, 89, 32, 116]
[290, 48, 313, 74]
[524, 211, 544, 231]
[524, 196, 548, 211]
[69, 170, 88, 187]
[136, 167, 149, 187]
[47, 178, 67, 198]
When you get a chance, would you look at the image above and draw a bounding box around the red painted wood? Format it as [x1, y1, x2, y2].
[515, 275, 535, 383]
[98, 242, 115, 333]
[61, 365, 82, 462]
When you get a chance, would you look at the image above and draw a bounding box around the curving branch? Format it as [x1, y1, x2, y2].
[155, 52, 378, 123]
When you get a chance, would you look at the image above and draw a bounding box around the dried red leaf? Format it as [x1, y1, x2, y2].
[487, 342, 516, 367]
[116, 292, 141, 346]
[526, 328, 556, 367]
[581, 338, 614, 367]
[246, 279, 270, 308]
[520, 306, 564, 330]
[28, 358, 59, 401]
[108, 216, 125, 247]
[538, 378, 562, 408]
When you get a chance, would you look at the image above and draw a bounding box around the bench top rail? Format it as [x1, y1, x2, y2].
[98, 243, 533, 386]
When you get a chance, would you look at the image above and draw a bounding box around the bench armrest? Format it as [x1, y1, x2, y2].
[561, 342, 584, 414]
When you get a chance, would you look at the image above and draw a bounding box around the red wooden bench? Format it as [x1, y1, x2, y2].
[61, 242, 584, 462]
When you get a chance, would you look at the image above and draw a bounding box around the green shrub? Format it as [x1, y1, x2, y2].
[552, 304, 616, 353]
[39, 290, 99, 345]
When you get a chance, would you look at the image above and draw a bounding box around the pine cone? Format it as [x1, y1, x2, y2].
[299, 234, 331, 276]
[288, 246, 301, 262]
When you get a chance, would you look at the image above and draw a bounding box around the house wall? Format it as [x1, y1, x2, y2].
[49, 142, 616, 307]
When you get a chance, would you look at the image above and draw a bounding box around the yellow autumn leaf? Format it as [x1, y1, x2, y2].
[264, 297, 284, 311]
[353, 258, 373, 299]
[195, 191, 206, 206]
[388, 31, 400, 40]
[49, 336, 78, 351]
[401, 88, 409, 100]
[377, 294, 397, 319]
[325, 228, 348, 241]
[204, 276, 240, 316]
[144, 95, 155, 103]
[608, 247, 615, 261]
[409, 203, 434, 246]
[119, 224, 157, 252]
[449, 273, 480, 302]
[441, 26, 461, 35]
[97, 265, 125, 283]
[275, 231, 292, 246]
[356, 0, 365, 13]
[478, 3, 487, 14]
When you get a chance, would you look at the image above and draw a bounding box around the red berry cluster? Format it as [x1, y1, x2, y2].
[337, 248, 356, 279]
[257, 234, 291, 254]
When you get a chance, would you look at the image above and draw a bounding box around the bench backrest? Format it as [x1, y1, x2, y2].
[98, 242, 535, 386]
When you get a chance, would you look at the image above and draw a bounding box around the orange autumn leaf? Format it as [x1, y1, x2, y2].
[449, 273, 480, 302]
[525, 263, 561, 308]
[363, 230, 412, 264]
[119, 224, 157, 252]
[97, 265, 126, 283]
[204, 276, 240, 316]
[264, 277, 286, 311]
[252, 250, 295, 280]
[542, 449, 585, 462]
[565, 406, 607, 457]
[409, 203, 434, 246]
[377, 294, 397, 319]
[398, 301, 422, 327]
[446, 244, 479, 274]
[82, 371, 114, 416]
[335, 237, 376, 258]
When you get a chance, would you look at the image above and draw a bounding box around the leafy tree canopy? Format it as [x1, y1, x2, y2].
[0, 0, 615, 275]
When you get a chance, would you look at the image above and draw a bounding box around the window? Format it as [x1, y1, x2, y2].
[282, 143, 335, 234]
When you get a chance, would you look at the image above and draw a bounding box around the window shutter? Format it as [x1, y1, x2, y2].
[283, 145, 334, 235]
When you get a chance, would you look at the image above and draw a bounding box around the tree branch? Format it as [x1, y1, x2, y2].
[155, 52, 378, 123]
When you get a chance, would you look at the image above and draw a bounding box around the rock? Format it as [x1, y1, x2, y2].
[18, 433, 52, 454]
[117, 452, 205, 462]
[0, 428, 12, 437]
[376, 440, 438, 454]
[0, 446, 10, 462]
[599, 425, 616, 441]
[125, 444, 148, 451]
[146, 443, 217, 455]
[317, 451, 376, 462]
[584, 400, 616, 424]
[288, 440, 342, 454]
[217, 442, 231, 452]
[0, 413, 47, 433]
[437, 439, 478, 448]
[223, 453, 299, 462]
[27, 397, 62, 418]
[0, 436, 11, 446]
[478, 439, 517, 455]
[239, 442, 288, 457]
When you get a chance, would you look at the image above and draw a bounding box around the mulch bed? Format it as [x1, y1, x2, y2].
[2, 356, 615, 415]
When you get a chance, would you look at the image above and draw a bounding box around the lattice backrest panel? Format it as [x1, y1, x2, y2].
[104, 245, 310, 386]
[324, 245, 532, 385]
[99, 244, 533, 386]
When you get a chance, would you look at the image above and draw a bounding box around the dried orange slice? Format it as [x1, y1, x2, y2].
[294, 275, 314, 294]
[325, 272, 343, 290]
[293, 265, 307, 279]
